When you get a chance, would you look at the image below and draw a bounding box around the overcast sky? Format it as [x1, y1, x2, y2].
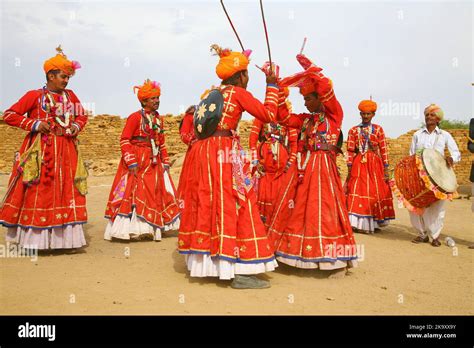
[0, 0, 472, 137]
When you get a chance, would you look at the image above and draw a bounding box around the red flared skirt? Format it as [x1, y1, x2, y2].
[273, 151, 357, 263]
[104, 144, 180, 228]
[346, 152, 395, 222]
[0, 133, 87, 229]
[178, 136, 275, 263]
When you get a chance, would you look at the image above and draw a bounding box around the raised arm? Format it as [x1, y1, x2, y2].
[237, 85, 279, 124]
[312, 72, 343, 130]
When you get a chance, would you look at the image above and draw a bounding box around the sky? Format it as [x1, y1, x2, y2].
[0, 0, 472, 137]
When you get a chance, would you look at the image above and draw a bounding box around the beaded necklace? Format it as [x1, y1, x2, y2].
[357, 123, 374, 163]
[297, 113, 328, 171]
[141, 109, 163, 164]
[41, 86, 72, 132]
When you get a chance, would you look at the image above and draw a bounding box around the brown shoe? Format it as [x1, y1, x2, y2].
[431, 238, 441, 247]
[412, 236, 429, 244]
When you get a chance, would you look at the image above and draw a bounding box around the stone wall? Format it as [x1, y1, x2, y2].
[0, 115, 472, 184]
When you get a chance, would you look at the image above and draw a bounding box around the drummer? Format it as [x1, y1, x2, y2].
[409, 104, 461, 247]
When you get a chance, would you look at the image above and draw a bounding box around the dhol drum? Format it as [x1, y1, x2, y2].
[392, 148, 458, 211]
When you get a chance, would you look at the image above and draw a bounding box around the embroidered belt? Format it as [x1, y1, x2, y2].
[310, 143, 343, 155]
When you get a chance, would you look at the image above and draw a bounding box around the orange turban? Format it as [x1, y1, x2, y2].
[134, 79, 161, 102]
[358, 100, 377, 113]
[43, 45, 80, 76]
[211, 44, 251, 80]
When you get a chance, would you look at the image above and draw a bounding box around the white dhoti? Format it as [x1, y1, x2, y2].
[409, 200, 446, 240]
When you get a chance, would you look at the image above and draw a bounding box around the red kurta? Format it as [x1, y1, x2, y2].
[272, 75, 357, 265]
[249, 119, 298, 240]
[104, 110, 180, 228]
[0, 88, 88, 229]
[346, 123, 395, 224]
[178, 85, 279, 263]
[177, 111, 197, 203]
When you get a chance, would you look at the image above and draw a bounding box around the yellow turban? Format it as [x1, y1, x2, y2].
[424, 104, 444, 121]
[211, 44, 251, 80]
[43, 45, 80, 76]
[358, 100, 377, 113]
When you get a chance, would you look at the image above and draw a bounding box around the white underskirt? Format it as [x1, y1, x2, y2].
[185, 254, 278, 280]
[6, 224, 87, 250]
[105, 209, 179, 241]
[349, 215, 389, 233]
[276, 256, 358, 270]
[104, 168, 180, 241]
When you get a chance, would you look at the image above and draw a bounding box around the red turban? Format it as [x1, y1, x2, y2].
[134, 79, 161, 101]
[43, 45, 80, 76]
[358, 100, 377, 113]
[211, 44, 251, 80]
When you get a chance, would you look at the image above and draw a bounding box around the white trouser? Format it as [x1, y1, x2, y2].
[409, 200, 446, 240]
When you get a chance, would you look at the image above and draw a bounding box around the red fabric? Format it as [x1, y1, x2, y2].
[178, 85, 279, 263]
[272, 74, 357, 263]
[104, 112, 180, 226]
[346, 124, 395, 222]
[249, 119, 298, 238]
[177, 112, 197, 203]
[119, 111, 169, 167]
[346, 124, 389, 166]
[0, 89, 88, 228]
[179, 112, 196, 145]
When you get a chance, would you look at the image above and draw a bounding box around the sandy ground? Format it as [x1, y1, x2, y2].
[0, 173, 472, 315]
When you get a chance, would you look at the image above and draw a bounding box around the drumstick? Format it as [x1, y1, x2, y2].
[299, 37, 307, 55]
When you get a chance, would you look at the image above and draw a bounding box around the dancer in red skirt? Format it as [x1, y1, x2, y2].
[345, 99, 395, 234]
[178, 45, 279, 288]
[273, 53, 358, 277]
[249, 102, 299, 244]
[0, 46, 88, 250]
[104, 79, 180, 241]
[177, 105, 197, 204]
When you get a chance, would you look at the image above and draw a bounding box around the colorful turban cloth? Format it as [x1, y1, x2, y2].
[43, 45, 81, 76]
[211, 44, 251, 80]
[424, 103, 444, 121]
[134, 79, 161, 101]
[358, 99, 377, 113]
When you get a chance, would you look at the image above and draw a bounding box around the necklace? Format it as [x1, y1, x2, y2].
[141, 109, 161, 164]
[357, 123, 374, 163]
[297, 113, 327, 171]
[41, 87, 71, 129]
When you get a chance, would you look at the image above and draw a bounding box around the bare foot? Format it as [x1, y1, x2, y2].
[328, 268, 347, 279]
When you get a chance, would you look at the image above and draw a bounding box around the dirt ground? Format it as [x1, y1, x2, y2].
[0, 173, 472, 315]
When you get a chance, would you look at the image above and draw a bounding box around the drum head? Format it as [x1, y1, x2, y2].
[421, 148, 457, 193]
